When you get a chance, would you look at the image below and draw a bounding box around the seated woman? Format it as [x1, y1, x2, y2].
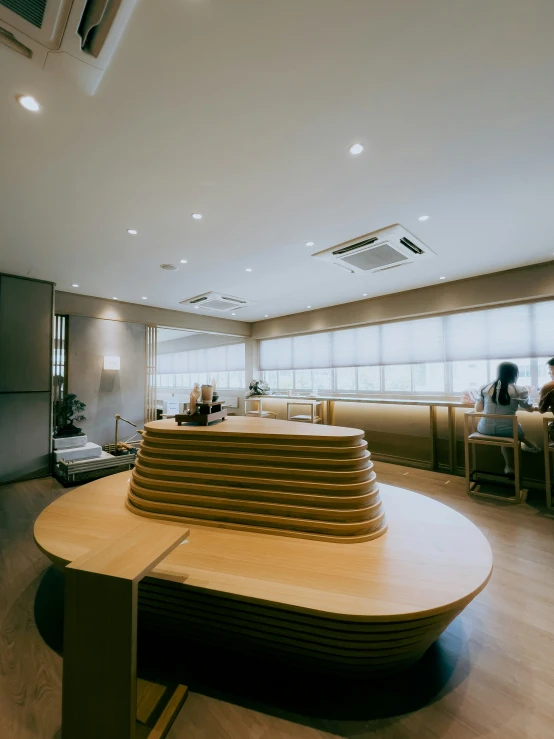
[475, 361, 541, 474]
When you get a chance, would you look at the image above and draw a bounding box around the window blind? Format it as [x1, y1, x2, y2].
[258, 300, 554, 370]
[158, 342, 245, 374]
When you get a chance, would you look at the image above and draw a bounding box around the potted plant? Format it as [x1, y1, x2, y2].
[53, 394, 87, 438]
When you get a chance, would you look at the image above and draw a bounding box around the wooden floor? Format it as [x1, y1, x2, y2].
[1, 462, 554, 738]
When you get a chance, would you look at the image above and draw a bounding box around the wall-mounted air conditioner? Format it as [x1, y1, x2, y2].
[0, 0, 136, 95]
[311, 224, 435, 274]
[179, 292, 253, 313]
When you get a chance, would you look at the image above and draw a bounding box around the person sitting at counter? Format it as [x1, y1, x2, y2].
[475, 361, 541, 474]
[538, 357, 554, 442]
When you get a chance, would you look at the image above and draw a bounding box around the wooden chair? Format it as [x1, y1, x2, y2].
[245, 396, 276, 419]
[287, 400, 323, 424]
[542, 415, 554, 509]
[464, 410, 524, 503]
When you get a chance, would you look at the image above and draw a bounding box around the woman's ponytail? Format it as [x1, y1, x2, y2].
[491, 362, 519, 405]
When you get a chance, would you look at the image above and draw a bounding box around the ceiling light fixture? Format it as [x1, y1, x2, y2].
[305, 241, 314, 247]
[179, 259, 187, 264]
[264, 314, 269, 318]
[142, 296, 148, 300]
[349, 143, 364, 156]
[17, 94, 41, 112]
[418, 215, 429, 222]
[232, 313, 236, 316]
[246, 268, 252, 272]
[439, 276, 446, 280]
[192, 213, 203, 220]
[72, 283, 79, 288]
[362, 293, 367, 297]
[127, 229, 138, 235]
[306, 305, 312, 309]
[194, 306, 199, 309]
[160, 264, 178, 271]
[113, 297, 118, 300]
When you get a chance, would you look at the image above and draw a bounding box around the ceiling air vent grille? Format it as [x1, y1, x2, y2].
[312, 224, 435, 275]
[1, 0, 46, 28]
[180, 292, 253, 313]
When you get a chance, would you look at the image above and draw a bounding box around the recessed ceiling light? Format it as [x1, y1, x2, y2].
[192, 213, 203, 220]
[305, 241, 314, 247]
[127, 229, 138, 235]
[17, 94, 41, 112]
[194, 306, 199, 309]
[306, 305, 312, 309]
[232, 313, 236, 316]
[142, 296, 148, 300]
[160, 264, 178, 271]
[72, 283, 79, 288]
[439, 276, 446, 280]
[113, 297, 118, 300]
[349, 143, 364, 156]
[179, 259, 187, 264]
[246, 268, 252, 272]
[418, 215, 429, 222]
[362, 293, 367, 297]
[264, 314, 269, 318]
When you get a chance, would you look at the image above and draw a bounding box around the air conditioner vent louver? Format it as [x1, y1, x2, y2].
[312, 224, 435, 274]
[1, 0, 46, 28]
[180, 292, 253, 313]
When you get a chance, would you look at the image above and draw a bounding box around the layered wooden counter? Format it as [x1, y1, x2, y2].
[35, 418, 492, 674]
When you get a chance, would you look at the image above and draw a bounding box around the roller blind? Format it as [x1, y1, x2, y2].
[158, 342, 245, 374]
[259, 299, 554, 370]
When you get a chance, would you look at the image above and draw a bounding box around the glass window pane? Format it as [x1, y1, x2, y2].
[228, 370, 242, 387]
[357, 366, 381, 392]
[451, 361, 488, 393]
[313, 368, 332, 391]
[413, 363, 445, 393]
[294, 370, 312, 390]
[538, 357, 553, 389]
[336, 367, 356, 391]
[278, 370, 293, 390]
[384, 365, 411, 392]
[216, 371, 229, 388]
[265, 371, 279, 391]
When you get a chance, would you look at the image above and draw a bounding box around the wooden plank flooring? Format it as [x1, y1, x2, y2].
[1, 464, 554, 738]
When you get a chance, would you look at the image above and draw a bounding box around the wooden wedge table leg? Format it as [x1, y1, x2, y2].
[62, 522, 189, 739]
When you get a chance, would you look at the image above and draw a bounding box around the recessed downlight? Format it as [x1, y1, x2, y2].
[160, 264, 178, 271]
[306, 305, 312, 309]
[179, 259, 187, 264]
[17, 94, 41, 112]
[192, 213, 203, 220]
[305, 241, 314, 247]
[113, 297, 118, 300]
[232, 313, 236, 316]
[246, 268, 252, 272]
[418, 215, 429, 222]
[439, 276, 446, 280]
[142, 296, 148, 300]
[362, 293, 367, 297]
[264, 314, 269, 318]
[72, 284, 79, 288]
[194, 306, 199, 309]
[349, 143, 364, 156]
[127, 229, 138, 235]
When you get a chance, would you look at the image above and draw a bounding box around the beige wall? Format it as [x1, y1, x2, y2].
[56, 292, 251, 337]
[252, 260, 554, 339]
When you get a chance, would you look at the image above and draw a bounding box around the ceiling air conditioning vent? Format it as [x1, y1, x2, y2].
[179, 292, 253, 313]
[312, 224, 435, 274]
[0, 0, 137, 94]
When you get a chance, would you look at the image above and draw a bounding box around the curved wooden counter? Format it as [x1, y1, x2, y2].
[128, 418, 387, 543]
[34, 471, 492, 674]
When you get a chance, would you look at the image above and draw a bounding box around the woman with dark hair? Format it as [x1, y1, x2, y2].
[475, 361, 540, 474]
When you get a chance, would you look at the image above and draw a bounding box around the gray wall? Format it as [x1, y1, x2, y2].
[67, 316, 146, 447]
[0, 274, 53, 483]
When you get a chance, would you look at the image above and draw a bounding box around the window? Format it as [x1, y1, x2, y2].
[336, 367, 356, 391]
[451, 361, 488, 393]
[413, 363, 445, 393]
[384, 365, 411, 392]
[294, 370, 312, 390]
[357, 366, 380, 392]
[157, 341, 245, 389]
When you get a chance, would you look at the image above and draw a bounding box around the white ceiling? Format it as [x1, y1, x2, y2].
[1, 0, 554, 323]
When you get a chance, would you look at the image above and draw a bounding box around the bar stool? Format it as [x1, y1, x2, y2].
[542, 415, 554, 509]
[287, 400, 323, 424]
[245, 396, 276, 419]
[464, 410, 524, 503]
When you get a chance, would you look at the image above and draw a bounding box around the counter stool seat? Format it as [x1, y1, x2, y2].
[464, 411, 524, 504]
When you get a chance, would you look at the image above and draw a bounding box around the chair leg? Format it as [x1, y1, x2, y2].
[513, 440, 521, 504]
[464, 416, 471, 496]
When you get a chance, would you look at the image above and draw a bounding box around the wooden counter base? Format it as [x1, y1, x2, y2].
[34, 471, 492, 674]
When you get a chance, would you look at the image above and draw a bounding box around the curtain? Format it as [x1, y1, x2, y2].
[258, 300, 554, 370]
[157, 342, 245, 374]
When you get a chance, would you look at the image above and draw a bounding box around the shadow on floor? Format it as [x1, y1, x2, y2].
[35, 566, 469, 726]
